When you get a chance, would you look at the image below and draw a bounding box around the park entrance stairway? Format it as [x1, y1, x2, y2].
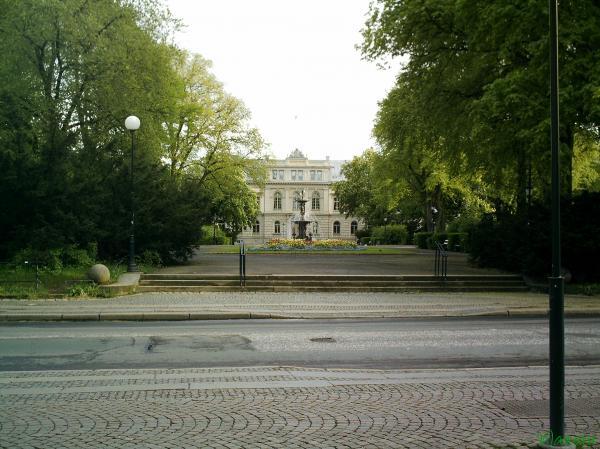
[137, 274, 528, 293]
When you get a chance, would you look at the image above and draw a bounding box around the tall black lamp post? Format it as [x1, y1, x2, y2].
[543, 0, 568, 447]
[125, 115, 140, 272]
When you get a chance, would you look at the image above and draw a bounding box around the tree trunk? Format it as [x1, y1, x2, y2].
[562, 125, 574, 200]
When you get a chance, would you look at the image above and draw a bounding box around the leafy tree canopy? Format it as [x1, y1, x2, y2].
[0, 0, 266, 262]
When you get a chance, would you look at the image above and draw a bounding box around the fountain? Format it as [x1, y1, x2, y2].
[292, 191, 311, 240]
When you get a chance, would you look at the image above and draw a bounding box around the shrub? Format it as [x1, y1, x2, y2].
[370, 224, 408, 244]
[446, 233, 469, 252]
[61, 245, 95, 267]
[199, 225, 229, 245]
[12, 244, 96, 271]
[468, 192, 600, 281]
[359, 237, 371, 245]
[139, 249, 162, 267]
[413, 232, 433, 249]
[354, 229, 370, 240]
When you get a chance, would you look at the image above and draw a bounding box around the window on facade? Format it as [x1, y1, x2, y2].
[278, 170, 284, 180]
[333, 221, 340, 234]
[351, 221, 358, 235]
[272, 170, 278, 180]
[252, 221, 260, 234]
[333, 197, 339, 211]
[273, 192, 282, 210]
[256, 195, 261, 210]
[313, 222, 319, 235]
[293, 191, 301, 210]
[310, 170, 323, 181]
[274, 221, 281, 234]
[311, 192, 320, 210]
[297, 170, 304, 180]
[291, 170, 296, 180]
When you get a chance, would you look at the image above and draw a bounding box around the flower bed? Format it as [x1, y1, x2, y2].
[261, 238, 358, 251]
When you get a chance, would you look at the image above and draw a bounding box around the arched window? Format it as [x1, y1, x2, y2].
[351, 221, 358, 235]
[274, 220, 281, 234]
[333, 197, 339, 211]
[273, 191, 282, 210]
[311, 192, 320, 210]
[293, 191, 301, 210]
[252, 220, 260, 234]
[333, 221, 340, 234]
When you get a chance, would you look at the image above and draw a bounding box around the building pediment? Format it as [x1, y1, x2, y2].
[287, 148, 307, 160]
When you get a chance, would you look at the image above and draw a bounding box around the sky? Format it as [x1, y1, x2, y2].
[165, 0, 400, 161]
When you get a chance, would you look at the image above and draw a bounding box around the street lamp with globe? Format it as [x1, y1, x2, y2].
[124, 115, 140, 272]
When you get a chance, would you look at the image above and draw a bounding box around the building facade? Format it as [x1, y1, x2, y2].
[239, 149, 363, 244]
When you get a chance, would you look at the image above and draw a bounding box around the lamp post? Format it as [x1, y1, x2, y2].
[544, 0, 568, 447]
[384, 216, 388, 233]
[431, 206, 438, 233]
[124, 115, 140, 272]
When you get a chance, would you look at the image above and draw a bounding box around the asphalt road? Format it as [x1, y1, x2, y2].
[1, 317, 599, 371]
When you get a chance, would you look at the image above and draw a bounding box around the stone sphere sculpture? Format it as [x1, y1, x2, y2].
[87, 264, 110, 284]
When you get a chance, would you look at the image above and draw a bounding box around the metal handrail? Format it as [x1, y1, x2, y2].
[238, 241, 246, 287]
[434, 241, 448, 279]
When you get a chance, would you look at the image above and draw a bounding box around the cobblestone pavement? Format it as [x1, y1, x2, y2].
[1, 291, 599, 320]
[1, 365, 599, 448]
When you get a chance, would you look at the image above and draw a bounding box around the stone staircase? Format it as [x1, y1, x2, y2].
[137, 274, 528, 293]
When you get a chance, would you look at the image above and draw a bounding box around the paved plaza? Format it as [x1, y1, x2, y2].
[158, 248, 506, 276]
[1, 365, 599, 448]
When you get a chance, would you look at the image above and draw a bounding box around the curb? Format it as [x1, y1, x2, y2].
[0, 312, 291, 322]
[1, 309, 599, 322]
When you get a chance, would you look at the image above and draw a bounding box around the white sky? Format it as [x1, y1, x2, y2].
[165, 0, 400, 161]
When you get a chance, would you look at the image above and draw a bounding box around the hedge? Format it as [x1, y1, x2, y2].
[413, 232, 468, 251]
[370, 224, 408, 245]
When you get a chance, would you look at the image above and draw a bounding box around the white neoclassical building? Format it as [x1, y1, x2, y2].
[239, 149, 363, 244]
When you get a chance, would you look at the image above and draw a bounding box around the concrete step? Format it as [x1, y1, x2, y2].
[139, 279, 526, 287]
[141, 274, 523, 282]
[138, 273, 527, 292]
[136, 285, 529, 293]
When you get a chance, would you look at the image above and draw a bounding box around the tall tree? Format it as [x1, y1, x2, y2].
[0, 0, 265, 261]
[374, 81, 491, 231]
[162, 51, 267, 230]
[361, 0, 600, 208]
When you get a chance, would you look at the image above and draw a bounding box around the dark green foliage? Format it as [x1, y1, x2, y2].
[370, 225, 408, 245]
[12, 245, 96, 272]
[414, 232, 432, 249]
[469, 192, 600, 281]
[359, 237, 371, 245]
[414, 232, 467, 251]
[362, 0, 600, 205]
[199, 225, 229, 245]
[0, 0, 264, 265]
[426, 233, 447, 250]
[138, 250, 162, 268]
[354, 229, 370, 240]
[446, 233, 469, 252]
